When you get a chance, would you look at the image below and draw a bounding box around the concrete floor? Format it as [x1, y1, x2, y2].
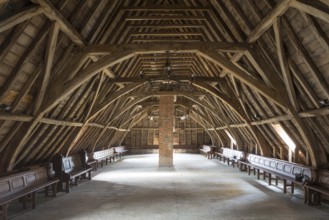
[8, 154, 329, 220]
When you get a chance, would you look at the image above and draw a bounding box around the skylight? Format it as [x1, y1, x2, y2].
[272, 124, 296, 151]
[225, 130, 237, 145]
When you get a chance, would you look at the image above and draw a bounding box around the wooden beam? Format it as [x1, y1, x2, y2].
[130, 91, 205, 97]
[301, 12, 329, 51]
[291, 0, 329, 23]
[34, 22, 59, 113]
[88, 82, 144, 120]
[0, 5, 44, 33]
[245, 47, 283, 91]
[289, 59, 320, 107]
[85, 42, 252, 55]
[131, 39, 203, 43]
[274, 17, 299, 111]
[0, 23, 49, 101]
[197, 49, 287, 109]
[228, 0, 294, 63]
[40, 118, 83, 127]
[127, 24, 205, 28]
[129, 32, 203, 36]
[125, 16, 207, 21]
[248, 0, 294, 43]
[283, 18, 329, 99]
[122, 6, 210, 11]
[42, 50, 135, 113]
[129, 32, 203, 37]
[31, 0, 86, 47]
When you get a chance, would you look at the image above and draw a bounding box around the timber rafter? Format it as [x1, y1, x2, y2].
[1, 0, 329, 171]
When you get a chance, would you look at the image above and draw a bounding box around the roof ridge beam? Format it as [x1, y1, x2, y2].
[85, 42, 252, 55]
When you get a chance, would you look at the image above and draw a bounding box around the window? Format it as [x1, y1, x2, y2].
[272, 124, 296, 151]
[225, 130, 237, 145]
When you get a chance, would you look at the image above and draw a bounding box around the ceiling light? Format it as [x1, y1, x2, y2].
[319, 99, 329, 107]
[0, 104, 11, 112]
[180, 115, 188, 120]
[139, 70, 144, 78]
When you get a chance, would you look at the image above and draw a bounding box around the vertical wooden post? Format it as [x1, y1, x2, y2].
[159, 96, 174, 167]
[294, 146, 300, 163]
[306, 150, 310, 166]
[273, 146, 276, 158]
[288, 148, 292, 162]
[280, 146, 284, 159]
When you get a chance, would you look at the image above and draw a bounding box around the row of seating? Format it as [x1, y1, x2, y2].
[86, 146, 129, 170]
[0, 167, 59, 220]
[0, 146, 128, 220]
[213, 147, 329, 206]
[215, 148, 245, 168]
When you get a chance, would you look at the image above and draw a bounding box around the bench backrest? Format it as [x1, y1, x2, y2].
[221, 148, 245, 160]
[317, 170, 329, 187]
[92, 148, 115, 160]
[0, 167, 48, 198]
[114, 146, 127, 153]
[247, 154, 313, 180]
[62, 155, 83, 173]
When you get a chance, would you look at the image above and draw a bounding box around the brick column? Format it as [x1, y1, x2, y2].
[159, 96, 174, 167]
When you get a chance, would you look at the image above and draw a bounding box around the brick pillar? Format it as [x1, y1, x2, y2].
[159, 96, 174, 167]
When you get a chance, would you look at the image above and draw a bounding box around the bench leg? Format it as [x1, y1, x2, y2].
[311, 190, 321, 205]
[1, 203, 8, 220]
[32, 192, 37, 209]
[291, 182, 294, 194]
[52, 183, 57, 197]
[66, 181, 70, 193]
[45, 186, 49, 197]
[283, 179, 287, 194]
[21, 195, 27, 209]
[75, 176, 80, 186]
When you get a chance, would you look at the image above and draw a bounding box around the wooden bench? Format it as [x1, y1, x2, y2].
[52, 154, 92, 193]
[78, 150, 97, 171]
[0, 167, 59, 220]
[114, 146, 128, 158]
[304, 169, 329, 205]
[199, 145, 213, 159]
[91, 148, 117, 168]
[216, 148, 245, 168]
[242, 154, 314, 194]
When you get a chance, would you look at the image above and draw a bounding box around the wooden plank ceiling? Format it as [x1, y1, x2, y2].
[0, 0, 329, 172]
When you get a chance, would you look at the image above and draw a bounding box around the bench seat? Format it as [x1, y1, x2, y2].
[91, 148, 117, 168]
[200, 145, 213, 159]
[216, 148, 245, 168]
[114, 146, 128, 158]
[242, 154, 314, 195]
[304, 170, 329, 205]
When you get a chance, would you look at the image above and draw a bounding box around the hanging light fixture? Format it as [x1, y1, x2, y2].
[165, 51, 171, 77]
